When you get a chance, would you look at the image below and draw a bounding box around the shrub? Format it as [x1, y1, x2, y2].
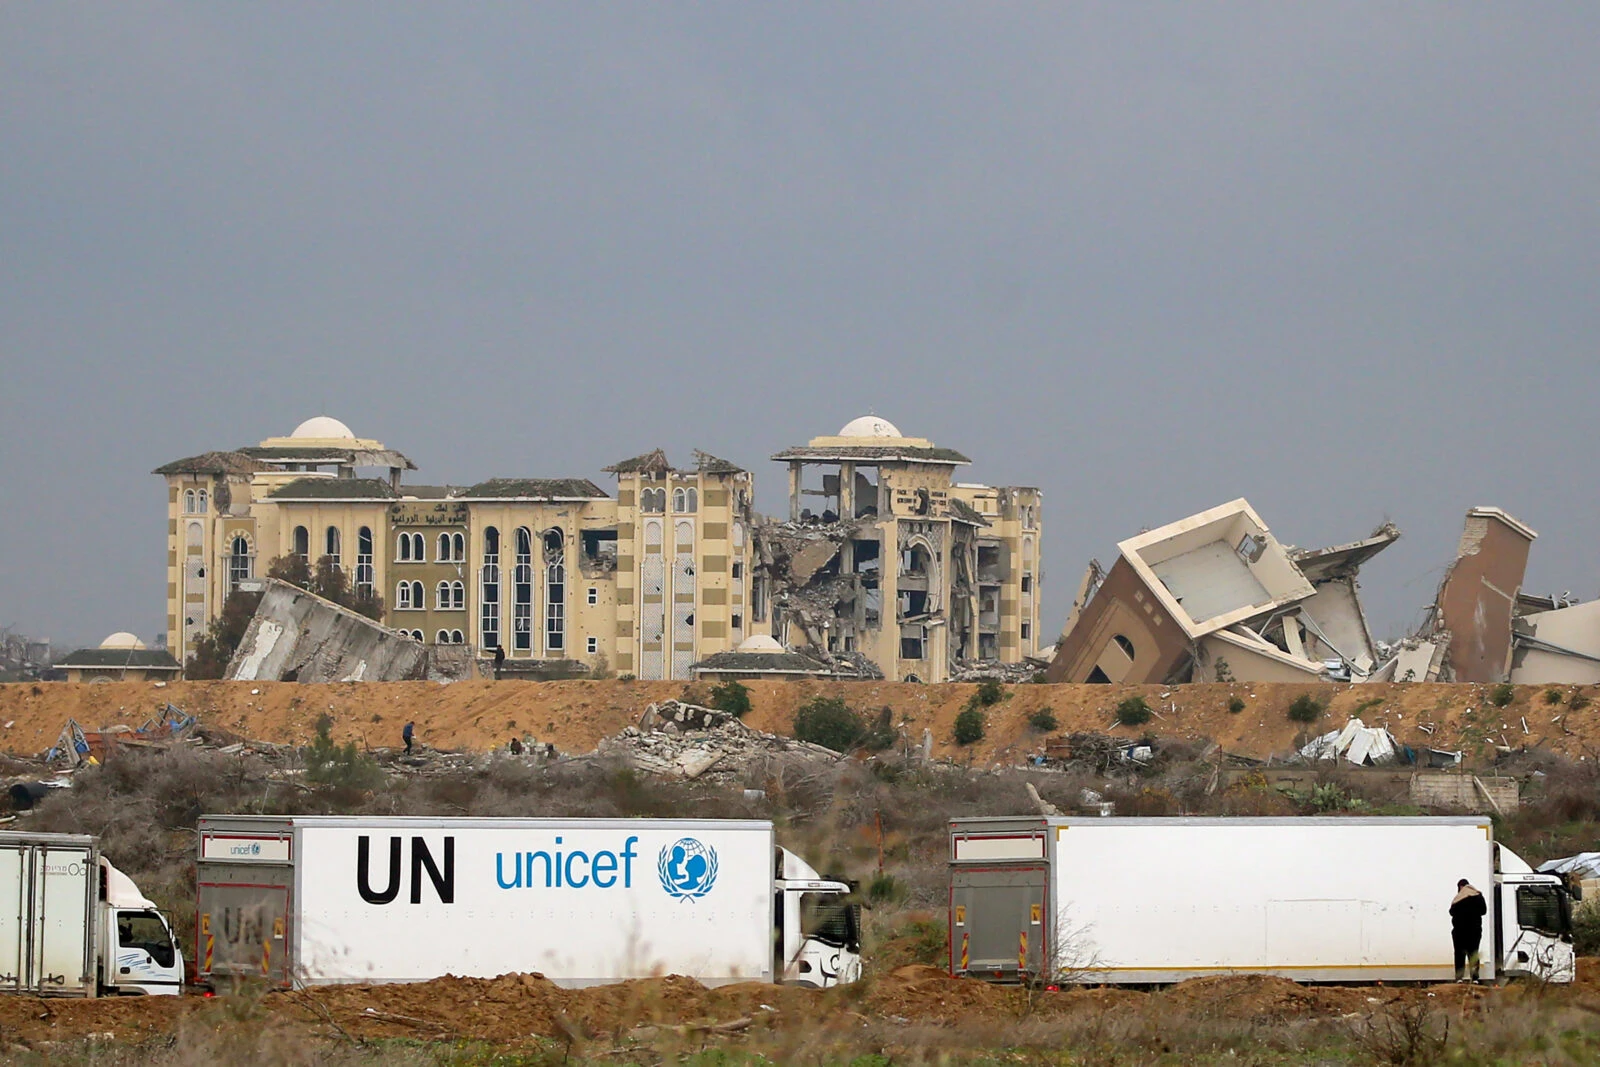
[1287, 694, 1325, 724]
[1028, 708, 1058, 732]
[953, 708, 986, 745]
[304, 714, 384, 791]
[1573, 900, 1600, 956]
[1544, 689, 1564, 706]
[793, 696, 864, 752]
[861, 706, 898, 751]
[1114, 696, 1151, 727]
[867, 872, 907, 904]
[708, 679, 753, 718]
[1570, 694, 1591, 712]
[1488, 683, 1516, 708]
[1227, 696, 1246, 714]
[974, 679, 1006, 707]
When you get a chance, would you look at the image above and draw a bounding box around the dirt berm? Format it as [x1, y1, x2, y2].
[2, 679, 1597, 762]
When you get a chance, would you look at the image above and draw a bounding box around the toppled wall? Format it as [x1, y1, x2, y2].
[226, 579, 428, 683]
[1428, 508, 1537, 683]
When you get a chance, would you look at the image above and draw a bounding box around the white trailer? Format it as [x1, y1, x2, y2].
[949, 816, 1574, 985]
[0, 831, 182, 996]
[196, 816, 861, 989]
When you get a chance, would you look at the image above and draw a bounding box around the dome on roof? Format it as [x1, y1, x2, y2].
[837, 415, 902, 438]
[736, 634, 786, 653]
[290, 416, 356, 440]
[99, 632, 146, 650]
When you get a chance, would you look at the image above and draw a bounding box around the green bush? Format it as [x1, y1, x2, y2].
[1488, 683, 1516, 708]
[304, 714, 384, 791]
[1227, 696, 1246, 714]
[709, 679, 753, 718]
[1028, 708, 1058, 732]
[1544, 689, 1565, 706]
[867, 872, 907, 904]
[974, 679, 1006, 707]
[861, 706, 897, 752]
[953, 708, 986, 745]
[793, 696, 865, 752]
[1287, 694, 1325, 724]
[1114, 696, 1152, 727]
[1573, 900, 1600, 956]
[1572, 695, 1593, 712]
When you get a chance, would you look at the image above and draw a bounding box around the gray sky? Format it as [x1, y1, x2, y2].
[4, 4, 1599, 652]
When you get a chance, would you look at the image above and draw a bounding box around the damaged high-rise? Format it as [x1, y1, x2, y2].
[758, 417, 1043, 682]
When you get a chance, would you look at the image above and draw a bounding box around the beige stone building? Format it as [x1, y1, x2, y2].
[156, 415, 1039, 683]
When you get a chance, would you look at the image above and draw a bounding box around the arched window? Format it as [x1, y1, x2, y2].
[438, 532, 452, 562]
[641, 487, 665, 513]
[686, 488, 697, 512]
[325, 527, 341, 569]
[452, 532, 464, 561]
[397, 582, 413, 609]
[411, 581, 424, 608]
[410, 630, 424, 642]
[451, 629, 464, 645]
[513, 527, 533, 652]
[481, 527, 501, 650]
[412, 533, 426, 560]
[228, 535, 253, 593]
[184, 489, 196, 514]
[1113, 634, 1136, 660]
[356, 527, 374, 592]
[544, 530, 565, 652]
[197, 489, 208, 513]
[436, 630, 450, 645]
[451, 580, 465, 609]
[437, 580, 451, 610]
[672, 487, 686, 512]
[398, 533, 412, 562]
[293, 526, 310, 559]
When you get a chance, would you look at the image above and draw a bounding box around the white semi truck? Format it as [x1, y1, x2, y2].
[0, 831, 183, 996]
[949, 816, 1575, 985]
[196, 816, 861, 989]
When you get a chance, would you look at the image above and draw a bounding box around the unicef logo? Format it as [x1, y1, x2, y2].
[658, 838, 718, 900]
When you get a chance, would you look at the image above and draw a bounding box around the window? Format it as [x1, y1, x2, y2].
[1236, 534, 1266, 564]
[325, 526, 341, 569]
[732, 561, 743, 580]
[116, 911, 175, 969]
[587, 587, 598, 606]
[1021, 574, 1033, 593]
[436, 629, 450, 645]
[640, 487, 665, 513]
[1516, 885, 1568, 938]
[452, 532, 465, 561]
[586, 636, 598, 654]
[413, 533, 425, 560]
[197, 489, 207, 513]
[398, 533, 412, 562]
[513, 527, 533, 651]
[228, 536, 252, 592]
[397, 582, 413, 609]
[452, 580, 465, 609]
[1113, 634, 1136, 660]
[481, 527, 501, 651]
[1021, 621, 1032, 641]
[436, 580, 451, 610]
[451, 629, 464, 644]
[545, 530, 565, 652]
[731, 613, 743, 631]
[356, 527, 374, 593]
[184, 489, 196, 514]
[293, 526, 310, 558]
[409, 630, 424, 642]
[412, 580, 424, 608]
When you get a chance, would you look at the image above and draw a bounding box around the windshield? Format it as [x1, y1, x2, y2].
[117, 910, 176, 969]
[800, 893, 860, 950]
[1515, 885, 1568, 939]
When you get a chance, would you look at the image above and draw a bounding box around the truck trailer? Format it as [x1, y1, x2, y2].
[0, 831, 182, 996]
[196, 816, 861, 989]
[949, 816, 1574, 985]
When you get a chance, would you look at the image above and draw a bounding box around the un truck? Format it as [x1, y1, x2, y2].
[949, 816, 1574, 985]
[196, 816, 861, 989]
[0, 831, 182, 996]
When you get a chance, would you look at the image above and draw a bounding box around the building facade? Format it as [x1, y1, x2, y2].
[156, 415, 1039, 682]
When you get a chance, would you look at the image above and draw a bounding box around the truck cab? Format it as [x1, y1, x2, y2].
[97, 860, 182, 995]
[1495, 846, 1575, 984]
[775, 847, 861, 987]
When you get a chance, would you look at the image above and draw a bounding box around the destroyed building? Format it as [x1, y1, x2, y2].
[1045, 499, 1396, 684]
[762, 417, 1043, 682]
[156, 418, 756, 680]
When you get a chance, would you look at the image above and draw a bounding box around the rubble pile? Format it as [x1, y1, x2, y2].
[597, 699, 844, 783]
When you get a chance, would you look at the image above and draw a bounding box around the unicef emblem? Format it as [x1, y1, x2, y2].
[658, 838, 719, 900]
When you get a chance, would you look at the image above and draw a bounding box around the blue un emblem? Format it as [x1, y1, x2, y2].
[658, 838, 719, 900]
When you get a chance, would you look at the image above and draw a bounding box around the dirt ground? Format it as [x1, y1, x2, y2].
[2, 679, 1598, 764]
[0, 961, 1595, 1052]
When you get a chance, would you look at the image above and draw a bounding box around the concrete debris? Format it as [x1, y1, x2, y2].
[1046, 499, 1396, 686]
[598, 699, 844, 783]
[1298, 718, 1401, 766]
[949, 658, 1046, 684]
[1042, 732, 1155, 773]
[226, 579, 441, 683]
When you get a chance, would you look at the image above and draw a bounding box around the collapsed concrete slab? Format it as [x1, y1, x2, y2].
[225, 578, 430, 682]
[1421, 507, 1538, 683]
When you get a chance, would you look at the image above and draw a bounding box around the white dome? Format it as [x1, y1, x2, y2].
[837, 415, 902, 438]
[100, 632, 147, 650]
[736, 634, 785, 653]
[290, 416, 356, 440]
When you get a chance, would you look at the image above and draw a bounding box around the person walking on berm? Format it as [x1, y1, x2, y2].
[1450, 877, 1487, 982]
[402, 721, 415, 756]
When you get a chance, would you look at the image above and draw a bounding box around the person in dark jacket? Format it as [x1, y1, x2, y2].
[1450, 878, 1488, 982]
[402, 721, 415, 756]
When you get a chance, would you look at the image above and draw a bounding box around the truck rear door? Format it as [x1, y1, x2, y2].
[199, 884, 291, 986]
[0, 845, 22, 993]
[951, 867, 1047, 982]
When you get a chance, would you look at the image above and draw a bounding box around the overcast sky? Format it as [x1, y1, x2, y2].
[4, 4, 1599, 653]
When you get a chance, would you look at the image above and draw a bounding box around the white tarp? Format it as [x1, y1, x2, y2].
[1537, 853, 1600, 879]
[1299, 718, 1398, 766]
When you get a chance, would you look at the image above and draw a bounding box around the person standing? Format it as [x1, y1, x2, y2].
[402, 721, 415, 756]
[493, 644, 506, 680]
[1450, 878, 1488, 982]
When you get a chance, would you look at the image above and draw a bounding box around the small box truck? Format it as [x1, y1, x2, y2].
[949, 816, 1574, 985]
[196, 816, 861, 989]
[0, 831, 183, 996]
